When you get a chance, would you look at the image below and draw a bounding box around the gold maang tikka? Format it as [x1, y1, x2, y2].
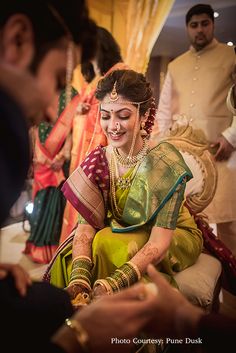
[109, 81, 119, 102]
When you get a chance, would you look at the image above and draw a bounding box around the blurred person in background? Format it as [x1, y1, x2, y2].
[154, 4, 236, 256]
[60, 26, 128, 243]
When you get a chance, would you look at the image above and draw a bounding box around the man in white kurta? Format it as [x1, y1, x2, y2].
[153, 4, 236, 255]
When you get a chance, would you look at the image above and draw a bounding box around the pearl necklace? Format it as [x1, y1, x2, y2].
[109, 149, 145, 218]
[113, 138, 149, 167]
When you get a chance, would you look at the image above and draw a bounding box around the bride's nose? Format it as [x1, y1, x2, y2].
[109, 116, 120, 132]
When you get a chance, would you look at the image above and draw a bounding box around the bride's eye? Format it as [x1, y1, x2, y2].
[119, 114, 130, 120]
[119, 110, 131, 120]
[100, 114, 110, 120]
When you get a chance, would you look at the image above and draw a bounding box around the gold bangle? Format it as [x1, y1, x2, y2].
[115, 269, 130, 286]
[72, 255, 92, 264]
[69, 274, 91, 286]
[65, 318, 89, 351]
[93, 279, 113, 295]
[127, 261, 141, 280]
[106, 276, 120, 292]
[68, 279, 91, 291]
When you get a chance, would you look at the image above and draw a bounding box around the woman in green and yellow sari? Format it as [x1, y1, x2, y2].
[44, 69, 203, 304]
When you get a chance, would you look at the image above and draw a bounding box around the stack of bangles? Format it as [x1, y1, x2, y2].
[93, 261, 141, 294]
[68, 255, 93, 291]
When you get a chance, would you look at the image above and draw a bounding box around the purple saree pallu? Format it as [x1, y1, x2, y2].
[62, 145, 109, 229]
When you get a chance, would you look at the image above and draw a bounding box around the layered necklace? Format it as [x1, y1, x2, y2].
[105, 80, 150, 217]
[109, 138, 149, 218]
[113, 137, 149, 168]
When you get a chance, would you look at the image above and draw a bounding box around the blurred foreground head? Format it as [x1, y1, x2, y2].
[0, 0, 97, 225]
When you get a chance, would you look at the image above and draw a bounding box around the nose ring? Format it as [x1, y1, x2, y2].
[115, 122, 120, 132]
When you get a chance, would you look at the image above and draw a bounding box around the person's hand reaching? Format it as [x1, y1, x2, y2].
[0, 263, 32, 296]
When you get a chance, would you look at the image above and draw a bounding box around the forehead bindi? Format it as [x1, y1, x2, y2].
[101, 104, 135, 113]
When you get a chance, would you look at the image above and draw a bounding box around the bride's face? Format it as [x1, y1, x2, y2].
[100, 95, 141, 154]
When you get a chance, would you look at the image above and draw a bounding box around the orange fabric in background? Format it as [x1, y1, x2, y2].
[59, 78, 107, 243]
[60, 62, 129, 243]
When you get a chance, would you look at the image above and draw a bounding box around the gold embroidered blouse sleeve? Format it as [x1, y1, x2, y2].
[153, 182, 186, 229]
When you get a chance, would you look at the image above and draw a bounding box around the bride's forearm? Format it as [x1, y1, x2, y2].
[68, 224, 96, 291]
[130, 227, 173, 274]
[130, 241, 160, 274]
[72, 224, 96, 259]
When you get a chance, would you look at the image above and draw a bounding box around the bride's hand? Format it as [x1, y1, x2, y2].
[66, 283, 90, 300]
[92, 284, 109, 300]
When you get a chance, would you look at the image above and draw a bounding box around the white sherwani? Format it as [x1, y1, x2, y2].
[153, 39, 236, 226]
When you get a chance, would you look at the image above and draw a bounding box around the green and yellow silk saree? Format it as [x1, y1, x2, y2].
[44, 142, 203, 287]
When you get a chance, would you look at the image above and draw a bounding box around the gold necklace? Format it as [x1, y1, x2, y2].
[113, 138, 149, 167]
[109, 153, 123, 218]
[109, 153, 141, 218]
